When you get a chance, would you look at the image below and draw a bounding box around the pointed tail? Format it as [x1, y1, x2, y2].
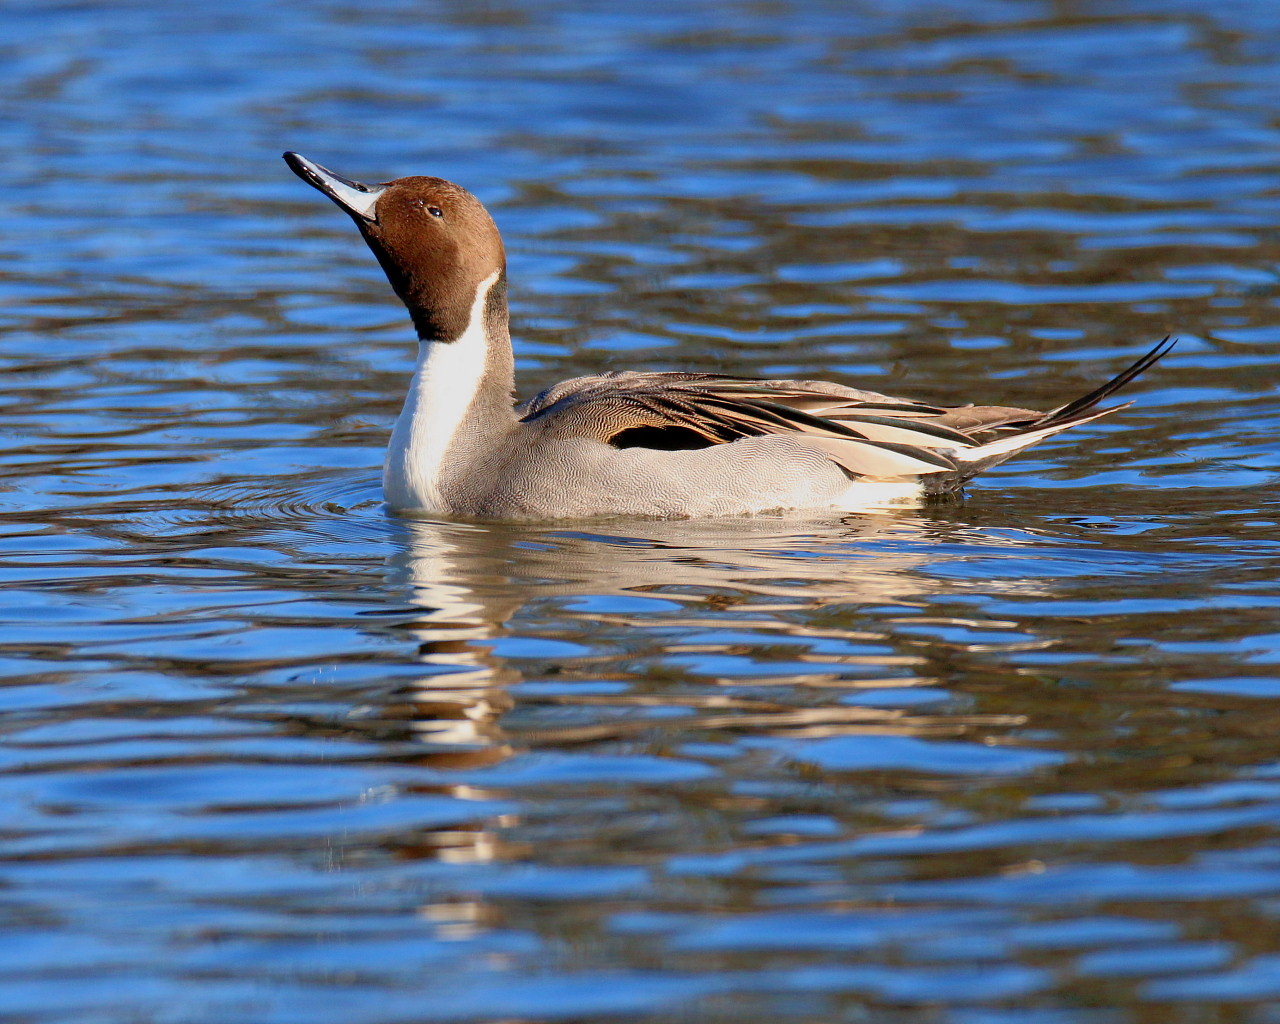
[951, 336, 1174, 477]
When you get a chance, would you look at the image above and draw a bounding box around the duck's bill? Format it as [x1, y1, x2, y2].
[283, 151, 384, 222]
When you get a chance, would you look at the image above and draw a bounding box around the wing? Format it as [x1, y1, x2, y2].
[518, 371, 967, 479]
[515, 339, 1173, 483]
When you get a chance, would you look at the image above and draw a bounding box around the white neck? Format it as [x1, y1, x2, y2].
[384, 270, 502, 512]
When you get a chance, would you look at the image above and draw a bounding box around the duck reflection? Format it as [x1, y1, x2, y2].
[380, 512, 1032, 764]
[368, 512, 1064, 870]
[380, 520, 522, 770]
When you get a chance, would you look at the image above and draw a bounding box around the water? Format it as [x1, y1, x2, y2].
[2, 0, 1280, 1020]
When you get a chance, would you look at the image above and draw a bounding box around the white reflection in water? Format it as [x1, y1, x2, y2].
[384, 512, 1050, 764]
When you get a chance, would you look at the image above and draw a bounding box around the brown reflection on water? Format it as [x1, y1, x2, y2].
[386, 515, 1050, 758]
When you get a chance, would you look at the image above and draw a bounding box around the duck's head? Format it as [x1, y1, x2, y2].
[284, 152, 505, 342]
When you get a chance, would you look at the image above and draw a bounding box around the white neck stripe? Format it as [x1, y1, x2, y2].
[383, 270, 501, 512]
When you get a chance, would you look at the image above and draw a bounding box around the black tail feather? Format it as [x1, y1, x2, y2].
[1038, 336, 1176, 426]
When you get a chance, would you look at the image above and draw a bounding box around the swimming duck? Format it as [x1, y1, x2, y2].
[284, 152, 1170, 520]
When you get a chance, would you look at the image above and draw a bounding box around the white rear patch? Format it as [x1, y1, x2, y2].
[384, 270, 501, 512]
[833, 479, 924, 510]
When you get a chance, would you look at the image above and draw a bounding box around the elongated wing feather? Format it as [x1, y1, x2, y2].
[516, 340, 1172, 484]
[520, 371, 969, 478]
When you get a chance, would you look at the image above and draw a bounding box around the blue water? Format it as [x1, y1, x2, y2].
[2, 1, 1280, 1021]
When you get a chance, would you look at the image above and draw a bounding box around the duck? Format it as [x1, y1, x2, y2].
[283, 152, 1171, 521]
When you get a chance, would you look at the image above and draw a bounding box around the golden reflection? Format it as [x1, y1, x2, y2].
[384, 519, 521, 770]
[382, 511, 1044, 770]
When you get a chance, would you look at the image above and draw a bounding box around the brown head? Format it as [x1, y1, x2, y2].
[284, 152, 506, 343]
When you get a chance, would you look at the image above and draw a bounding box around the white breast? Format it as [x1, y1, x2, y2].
[384, 270, 501, 512]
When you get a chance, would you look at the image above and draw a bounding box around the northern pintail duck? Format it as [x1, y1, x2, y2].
[284, 152, 1171, 520]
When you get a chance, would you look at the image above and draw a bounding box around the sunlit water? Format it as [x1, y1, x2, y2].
[2, 1, 1280, 1021]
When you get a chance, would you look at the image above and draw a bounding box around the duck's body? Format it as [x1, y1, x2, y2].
[285, 152, 1170, 520]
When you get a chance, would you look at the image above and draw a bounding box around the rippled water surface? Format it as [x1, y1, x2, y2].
[3, 1, 1280, 1020]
